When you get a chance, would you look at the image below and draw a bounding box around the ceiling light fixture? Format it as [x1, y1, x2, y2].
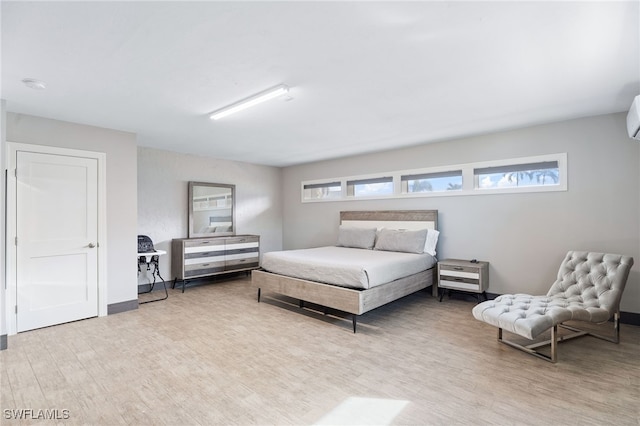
[22, 78, 46, 90]
[209, 84, 289, 120]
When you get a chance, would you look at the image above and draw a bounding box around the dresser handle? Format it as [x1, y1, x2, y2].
[202, 263, 210, 267]
[201, 241, 210, 245]
[454, 267, 464, 270]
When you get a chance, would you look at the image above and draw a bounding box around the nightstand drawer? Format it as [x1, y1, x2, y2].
[439, 278, 481, 292]
[440, 269, 479, 280]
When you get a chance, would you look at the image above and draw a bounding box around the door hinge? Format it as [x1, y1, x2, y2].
[14, 168, 17, 178]
[15, 305, 17, 314]
[15, 236, 17, 246]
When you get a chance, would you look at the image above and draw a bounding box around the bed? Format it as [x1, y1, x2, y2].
[252, 210, 439, 332]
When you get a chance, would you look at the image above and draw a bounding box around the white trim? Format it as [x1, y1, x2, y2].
[301, 153, 567, 203]
[342, 219, 436, 230]
[5, 142, 108, 335]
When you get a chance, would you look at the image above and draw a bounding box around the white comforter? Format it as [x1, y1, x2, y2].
[261, 246, 436, 290]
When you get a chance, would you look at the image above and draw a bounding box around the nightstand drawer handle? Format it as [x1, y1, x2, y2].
[454, 267, 464, 270]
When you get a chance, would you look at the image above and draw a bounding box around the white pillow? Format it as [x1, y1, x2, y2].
[423, 229, 439, 256]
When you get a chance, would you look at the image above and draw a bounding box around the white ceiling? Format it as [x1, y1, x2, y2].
[2, 1, 639, 167]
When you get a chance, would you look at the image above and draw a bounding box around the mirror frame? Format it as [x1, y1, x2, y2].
[188, 181, 236, 238]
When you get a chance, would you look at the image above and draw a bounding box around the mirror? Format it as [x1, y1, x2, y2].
[188, 182, 235, 238]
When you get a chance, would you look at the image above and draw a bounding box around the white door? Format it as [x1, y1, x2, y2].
[16, 151, 99, 332]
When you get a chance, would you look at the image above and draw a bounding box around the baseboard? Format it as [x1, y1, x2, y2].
[620, 311, 640, 326]
[485, 292, 640, 326]
[0, 334, 7, 350]
[107, 299, 139, 315]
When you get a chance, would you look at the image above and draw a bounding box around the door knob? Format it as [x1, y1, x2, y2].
[88, 243, 96, 248]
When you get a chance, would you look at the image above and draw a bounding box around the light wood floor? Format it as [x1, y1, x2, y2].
[2, 275, 639, 425]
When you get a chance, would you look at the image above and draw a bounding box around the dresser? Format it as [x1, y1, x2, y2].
[172, 235, 260, 292]
[437, 259, 489, 302]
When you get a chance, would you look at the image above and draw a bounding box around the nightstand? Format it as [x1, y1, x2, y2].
[437, 259, 489, 302]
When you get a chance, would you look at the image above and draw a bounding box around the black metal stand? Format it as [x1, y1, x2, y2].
[171, 278, 190, 293]
[439, 288, 486, 303]
[138, 255, 168, 304]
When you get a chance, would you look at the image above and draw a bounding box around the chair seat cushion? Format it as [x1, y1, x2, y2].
[471, 294, 612, 339]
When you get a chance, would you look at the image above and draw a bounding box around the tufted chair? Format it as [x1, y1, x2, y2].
[472, 251, 634, 362]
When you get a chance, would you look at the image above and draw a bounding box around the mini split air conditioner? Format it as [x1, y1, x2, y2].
[628, 95, 640, 140]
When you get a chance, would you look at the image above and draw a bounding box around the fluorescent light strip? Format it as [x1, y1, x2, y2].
[209, 84, 289, 120]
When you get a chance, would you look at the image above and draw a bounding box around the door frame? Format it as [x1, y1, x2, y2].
[5, 142, 108, 335]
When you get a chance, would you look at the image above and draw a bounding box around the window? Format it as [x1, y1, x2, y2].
[302, 181, 342, 201]
[475, 161, 560, 190]
[401, 170, 463, 193]
[347, 177, 393, 197]
[300, 153, 566, 202]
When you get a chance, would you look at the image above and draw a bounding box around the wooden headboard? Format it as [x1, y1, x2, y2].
[340, 210, 438, 231]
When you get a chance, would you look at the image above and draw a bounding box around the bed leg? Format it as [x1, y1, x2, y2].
[257, 288, 261, 302]
[353, 315, 357, 333]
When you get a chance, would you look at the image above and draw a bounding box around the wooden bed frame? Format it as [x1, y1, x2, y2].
[251, 210, 438, 332]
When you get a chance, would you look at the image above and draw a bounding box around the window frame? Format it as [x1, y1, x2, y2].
[471, 155, 566, 195]
[302, 180, 343, 201]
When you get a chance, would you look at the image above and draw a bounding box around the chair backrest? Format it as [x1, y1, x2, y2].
[547, 251, 634, 313]
[138, 235, 155, 253]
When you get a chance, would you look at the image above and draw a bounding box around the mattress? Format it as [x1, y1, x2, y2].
[261, 246, 436, 290]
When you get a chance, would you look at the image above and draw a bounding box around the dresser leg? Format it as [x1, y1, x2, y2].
[257, 288, 261, 302]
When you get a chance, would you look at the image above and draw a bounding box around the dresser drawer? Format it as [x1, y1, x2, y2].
[185, 261, 226, 277]
[184, 242, 225, 258]
[185, 250, 226, 261]
[184, 252, 225, 265]
[225, 257, 260, 271]
[184, 239, 226, 248]
[225, 236, 259, 245]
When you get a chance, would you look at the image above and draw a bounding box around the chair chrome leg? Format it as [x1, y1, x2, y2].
[497, 325, 558, 363]
[550, 324, 557, 363]
[558, 311, 621, 344]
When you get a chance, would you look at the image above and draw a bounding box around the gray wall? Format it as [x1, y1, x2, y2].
[282, 113, 640, 314]
[5, 113, 139, 305]
[137, 147, 283, 281]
